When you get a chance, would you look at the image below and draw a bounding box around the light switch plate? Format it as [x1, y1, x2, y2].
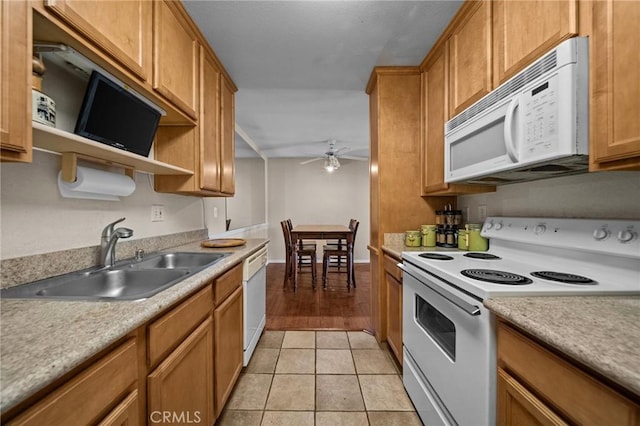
[151, 205, 165, 222]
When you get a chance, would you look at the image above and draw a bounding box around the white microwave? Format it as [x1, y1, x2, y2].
[444, 37, 589, 185]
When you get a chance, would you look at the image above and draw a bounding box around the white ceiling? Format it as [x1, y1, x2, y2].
[183, 0, 462, 159]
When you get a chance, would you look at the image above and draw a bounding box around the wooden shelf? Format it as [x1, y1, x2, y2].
[32, 122, 194, 176]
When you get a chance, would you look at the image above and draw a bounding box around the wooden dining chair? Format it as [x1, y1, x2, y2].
[322, 220, 359, 290]
[281, 220, 317, 289]
[286, 219, 317, 270]
[323, 218, 357, 270]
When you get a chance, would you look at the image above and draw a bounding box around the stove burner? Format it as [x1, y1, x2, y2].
[461, 269, 533, 285]
[419, 253, 454, 261]
[531, 271, 596, 285]
[463, 253, 501, 260]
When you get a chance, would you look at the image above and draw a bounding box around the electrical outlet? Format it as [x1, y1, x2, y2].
[151, 205, 165, 222]
[213, 207, 218, 219]
[478, 205, 487, 222]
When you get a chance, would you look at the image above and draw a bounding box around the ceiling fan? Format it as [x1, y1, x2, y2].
[299, 140, 366, 172]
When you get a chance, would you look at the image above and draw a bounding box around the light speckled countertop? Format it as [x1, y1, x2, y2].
[0, 239, 268, 413]
[485, 296, 640, 396]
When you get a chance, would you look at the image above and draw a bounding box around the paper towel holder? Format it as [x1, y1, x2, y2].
[60, 152, 135, 183]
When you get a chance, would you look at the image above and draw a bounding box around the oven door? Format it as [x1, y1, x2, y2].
[401, 261, 496, 426]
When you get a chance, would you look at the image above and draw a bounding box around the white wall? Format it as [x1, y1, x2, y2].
[458, 171, 640, 222]
[267, 158, 370, 262]
[226, 157, 266, 230]
[1, 150, 205, 259]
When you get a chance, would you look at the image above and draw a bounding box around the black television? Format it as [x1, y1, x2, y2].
[74, 71, 161, 157]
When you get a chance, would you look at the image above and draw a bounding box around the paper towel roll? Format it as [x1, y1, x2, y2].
[58, 166, 136, 201]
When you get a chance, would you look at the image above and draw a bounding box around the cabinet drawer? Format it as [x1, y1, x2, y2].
[498, 323, 639, 425]
[9, 339, 137, 426]
[214, 263, 242, 306]
[383, 254, 402, 282]
[97, 390, 139, 426]
[148, 285, 212, 367]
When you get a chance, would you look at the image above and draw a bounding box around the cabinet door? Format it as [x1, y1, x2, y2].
[153, 0, 199, 120]
[384, 255, 402, 365]
[0, 0, 31, 162]
[44, 0, 151, 81]
[148, 317, 214, 426]
[214, 285, 243, 416]
[200, 49, 222, 192]
[421, 47, 495, 196]
[219, 77, 235, 195]
[449, 0, 492, 117]
[497, 368, 568, 426]
[493, 0, 578, 86]
[590, 0, 640, 169]
[422, 48, 449, 194]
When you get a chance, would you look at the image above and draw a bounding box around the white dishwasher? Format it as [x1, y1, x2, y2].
[242, 245, 267, 366]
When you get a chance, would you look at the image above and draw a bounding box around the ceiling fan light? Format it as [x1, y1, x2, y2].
[324, 155, 340, 172]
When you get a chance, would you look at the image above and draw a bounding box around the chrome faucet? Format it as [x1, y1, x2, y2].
[100, 218, 133, 267]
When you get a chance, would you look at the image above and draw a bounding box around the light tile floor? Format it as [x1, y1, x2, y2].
[216, 331, 422, 426]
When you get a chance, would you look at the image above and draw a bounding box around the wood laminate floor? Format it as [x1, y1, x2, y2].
[265, 263, 371, 331]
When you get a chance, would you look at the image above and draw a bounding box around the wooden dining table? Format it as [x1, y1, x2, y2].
[290, 225, 354, 290]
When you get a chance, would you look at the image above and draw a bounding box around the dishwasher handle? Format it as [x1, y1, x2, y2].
[244, 246, 268, 280]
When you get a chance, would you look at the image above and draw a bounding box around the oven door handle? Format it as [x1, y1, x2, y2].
[397, 263, 481, 317]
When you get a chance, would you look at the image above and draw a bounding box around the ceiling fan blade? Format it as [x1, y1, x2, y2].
[340, 156, 369, 161]
[333, 146, 350, 155]
[299, 157, 324, 165]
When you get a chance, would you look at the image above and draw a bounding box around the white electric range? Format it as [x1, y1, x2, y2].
[400, 217, 640, 426]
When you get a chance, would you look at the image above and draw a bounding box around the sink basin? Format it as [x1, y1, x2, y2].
[38, 269, 190, 300]
[2, 269, 190, 301]
[130, 252, 228, 270]
[1, 251, 230, 301]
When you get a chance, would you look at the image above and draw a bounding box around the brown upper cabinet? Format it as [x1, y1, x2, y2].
[43, 0, 152, 83]
[420, 42, 495, 196]
[12, 0, 238, 195]
[419, 0, 580, 195]
[1, 0, 32, 163]
[448, 0, 492, 118]
[493, 0, 578, 87]
[200, 49, 223, 192]
[154, 47, 237, 196]
[220, 76, 236, 195]
[589, 0, 640, 171]
[447, 0, 578, 118]
[153, 0, 199, 121]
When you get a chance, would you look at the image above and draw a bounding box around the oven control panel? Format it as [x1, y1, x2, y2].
[482, 217, 640, 258]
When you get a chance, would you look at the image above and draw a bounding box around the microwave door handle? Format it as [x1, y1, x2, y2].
[504, 97, 520, 162]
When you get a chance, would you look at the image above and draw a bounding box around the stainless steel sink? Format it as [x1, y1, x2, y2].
[130, 252, 228, 270]
[34, 269, 190, 300]
[0, 251, 230, 301]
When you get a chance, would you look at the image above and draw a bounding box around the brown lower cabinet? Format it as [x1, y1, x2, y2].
[497, 321, 640, 426]
[383, 253, 403, 365]
[2, 262, 245, 425]
[148, 317, 214, 425]
[214, 285, 243, 417]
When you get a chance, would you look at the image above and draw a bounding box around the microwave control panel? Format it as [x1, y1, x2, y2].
[521, 76, 558, 154]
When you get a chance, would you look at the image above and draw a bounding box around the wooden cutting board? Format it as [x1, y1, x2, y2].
[201, 238, 246, 248]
